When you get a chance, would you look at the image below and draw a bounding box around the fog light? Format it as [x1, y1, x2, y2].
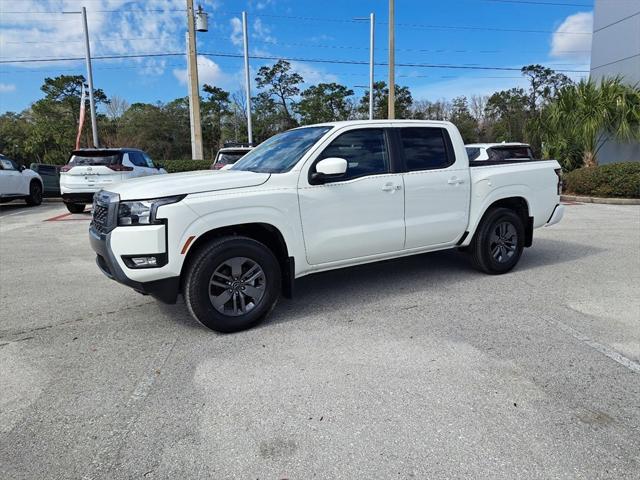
[132, 256, 157, 267]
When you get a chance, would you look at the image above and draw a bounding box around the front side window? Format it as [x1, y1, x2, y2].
[232, 126, 331, 173]
[315, 128, 389, 182]
[401, 127, 452, 171]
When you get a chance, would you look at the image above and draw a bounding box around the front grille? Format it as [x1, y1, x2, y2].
[90, 191, 118, 235]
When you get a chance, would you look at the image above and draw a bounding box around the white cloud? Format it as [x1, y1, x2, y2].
[550, 11, 593, 59]
[290, 61, 338, 86]
[0, 83, 16, 93]
[252, 18, 275, 44]
[0, 0, 190, 75]
[410, 75, 530, 102]
[173, 55, 230, 88]
[230, 17, 243, 46]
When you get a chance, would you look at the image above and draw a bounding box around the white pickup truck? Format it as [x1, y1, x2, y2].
[89, 120, 564, 332]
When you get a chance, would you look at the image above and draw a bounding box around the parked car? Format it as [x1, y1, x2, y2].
[30, 163, 61, 197]
[89, 120, 564, 333]
[0, 154, 43, 206]
[465, 143, 534, 163]
[60, 148, 167, 214]
[210, 144, 252, 170]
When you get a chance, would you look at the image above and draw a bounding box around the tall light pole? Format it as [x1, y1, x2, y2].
[186, 0, 204, 160]
[242, 11, 253, 145]
[354, 14, 375, 120]
[64, 8, 99, 147]
[388, 0, 395, 120]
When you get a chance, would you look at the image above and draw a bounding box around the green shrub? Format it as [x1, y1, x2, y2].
[563, 162, 640, 198]
[162, 159, 211, 173]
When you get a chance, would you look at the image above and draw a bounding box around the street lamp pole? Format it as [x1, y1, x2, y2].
[388, 0, 395, 120]
[369, 12, 375, 120]
[242, 11, 253, 145]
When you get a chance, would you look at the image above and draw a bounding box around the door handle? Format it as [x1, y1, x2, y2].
[382, 183, 402, 192]
[448, 178, 464, 185]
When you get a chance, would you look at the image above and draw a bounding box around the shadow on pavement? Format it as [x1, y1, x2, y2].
[158, 237, 602, 332]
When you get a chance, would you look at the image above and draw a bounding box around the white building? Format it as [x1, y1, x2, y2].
[589, 0, 640, 164]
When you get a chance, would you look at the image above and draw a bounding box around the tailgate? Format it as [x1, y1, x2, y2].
[62, 166, 124, 188]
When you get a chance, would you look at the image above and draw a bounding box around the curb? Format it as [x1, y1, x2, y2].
[561, 194, 640, 205]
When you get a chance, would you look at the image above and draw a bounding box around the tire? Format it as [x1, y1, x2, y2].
[469, 207, 525, 275]
[25, 181, 43, 206]
[65, 203, 85, 214]
[184, 236, 282, 333]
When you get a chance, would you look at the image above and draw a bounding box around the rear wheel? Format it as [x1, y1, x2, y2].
[26, 181, 43, 206]
[65, 203, 85, 214]
[184, 236, 281, 333]
[470, 207, 525, 274]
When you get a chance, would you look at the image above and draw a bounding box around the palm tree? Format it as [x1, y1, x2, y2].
[543, 77, 640, 168]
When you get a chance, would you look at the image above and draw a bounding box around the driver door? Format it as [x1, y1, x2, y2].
[298, 127, 405, 265]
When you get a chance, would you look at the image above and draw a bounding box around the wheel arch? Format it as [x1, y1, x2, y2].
[180, 222, 294, 298]
[465, 196, 533, 248]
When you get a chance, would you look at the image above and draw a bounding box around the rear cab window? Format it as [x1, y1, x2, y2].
[487, 146, 534, 162]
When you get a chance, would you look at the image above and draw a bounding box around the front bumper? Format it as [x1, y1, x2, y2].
[89, 227, 180, 304]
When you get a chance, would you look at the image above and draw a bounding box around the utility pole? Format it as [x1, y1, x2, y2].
[186, 0, 204, 159]
[242, 11, 253, 145]
[63, 7, 99, 147]
[369, 12, 375, 120]
[388, 0, 395, 120]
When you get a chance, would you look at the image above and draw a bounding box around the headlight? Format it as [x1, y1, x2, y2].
[117, 195, 185, 226]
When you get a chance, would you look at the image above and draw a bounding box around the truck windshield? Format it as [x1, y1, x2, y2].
[231, 126, 332, 173]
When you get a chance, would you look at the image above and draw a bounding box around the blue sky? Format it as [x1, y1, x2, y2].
[0, 0, 594, 113]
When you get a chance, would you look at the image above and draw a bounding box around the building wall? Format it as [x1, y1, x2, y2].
[589, 0, 640, 164]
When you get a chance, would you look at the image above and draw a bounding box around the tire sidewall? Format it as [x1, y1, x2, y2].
[186, 238, 281, 333]
[478, 208, 525, 274]
[27, 181, 43, 205]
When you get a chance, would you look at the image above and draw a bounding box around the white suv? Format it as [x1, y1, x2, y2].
[0, 154, 44, 206]
[60, 148, 167, 213]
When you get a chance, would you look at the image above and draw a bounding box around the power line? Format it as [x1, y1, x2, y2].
[593, 10, 640, 33]
[0, 50, 589, 73]
[482, 0, 591, 6]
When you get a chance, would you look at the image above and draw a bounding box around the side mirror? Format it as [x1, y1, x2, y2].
[156, 164, 164, 170]
[310, 157, 348, 184]
[19, 165, 26, 172]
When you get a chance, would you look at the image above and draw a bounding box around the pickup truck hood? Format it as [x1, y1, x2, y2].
[107, 170, 270, 200]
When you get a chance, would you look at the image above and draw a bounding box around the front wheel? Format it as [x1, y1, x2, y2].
[184, 236, 282, 333]
[469, 207, 525, 274]
[65, 203, 85, 214]
[26, 181, 43, 206]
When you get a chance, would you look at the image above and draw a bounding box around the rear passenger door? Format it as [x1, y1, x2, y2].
[298, 127, 405, 265]
[399, 126, 470, 248]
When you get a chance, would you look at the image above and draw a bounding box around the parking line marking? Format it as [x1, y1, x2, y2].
[551, 318, 640, 374]
[44, 212, 91, 222]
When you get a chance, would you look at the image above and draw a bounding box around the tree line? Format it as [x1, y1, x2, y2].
[1, 60, 638, 170]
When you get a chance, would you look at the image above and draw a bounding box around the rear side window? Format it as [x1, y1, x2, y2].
[400, 128, 453, 171]
[317, 128, 389, 181]
[128, 152, 148, 167]
[487, 146, 533, 161]
[37, 165, 55, 174]
[69, 153, 121, 166]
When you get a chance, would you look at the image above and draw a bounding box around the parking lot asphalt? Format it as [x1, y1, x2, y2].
[1, 199, 639, 479]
